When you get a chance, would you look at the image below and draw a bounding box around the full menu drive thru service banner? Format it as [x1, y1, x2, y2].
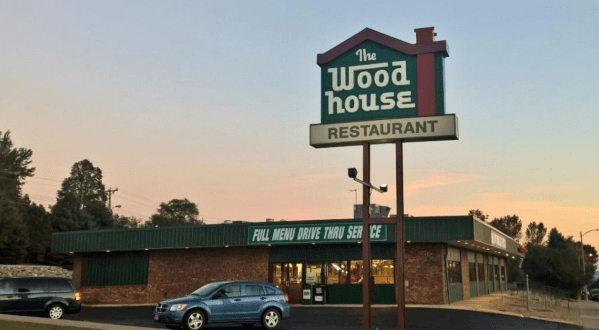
[248, 223, 387, 244]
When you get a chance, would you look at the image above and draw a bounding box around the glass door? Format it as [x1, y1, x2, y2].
[272, 263, 303, 303]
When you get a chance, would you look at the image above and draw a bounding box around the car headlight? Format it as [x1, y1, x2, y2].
[169, 304, 187, 311]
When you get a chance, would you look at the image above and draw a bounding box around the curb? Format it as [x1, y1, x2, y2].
[83, 303, 156, 308]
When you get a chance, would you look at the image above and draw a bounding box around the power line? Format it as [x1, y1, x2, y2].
[0, 170, 62, 182]
[119, 189, 161, 204]
[114, 208, 150, 219]
[115, 194, 157, 209]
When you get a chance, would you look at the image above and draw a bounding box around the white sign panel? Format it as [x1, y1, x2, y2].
[491, 232, 507, 249]
[303, 289, 311, 299]
[310, 114, 458, 148]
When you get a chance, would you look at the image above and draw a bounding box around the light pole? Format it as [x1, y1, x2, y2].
[580, 229, 599, 300]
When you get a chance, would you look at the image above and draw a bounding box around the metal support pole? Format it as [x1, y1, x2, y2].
[526, 274, 530, 311]
[362, 143, 371, 330]
[395, 141, 406, 330]
[580, 232, 588, 300]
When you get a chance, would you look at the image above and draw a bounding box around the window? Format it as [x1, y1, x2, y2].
[223, 285, 241, 297]
[192, 282, 222, 296]
[372, 260, 394, 284]
[47, 278, 73, 292]
[488, 264, 493, 281]
[350, 261, 363, 283]
[265, 287, 276, 295]
[447, 261, 461, 284]
[14, 278, 43, 293]
[0, 278, 13, 294]
[500, 266, 506, 281]
[273, 264, 283, 287]
[288, 263, 302, 284]
[306, 263, 323, 284]
[477, 263, 484, 281]
[494, 265, 499, 280]
[468, 263, 477, 282]
[245, 285, 264, 296]
[326, 261, 348, 284]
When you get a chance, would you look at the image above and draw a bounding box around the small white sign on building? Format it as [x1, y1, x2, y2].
[303, 289, 311, 300]
[491, 232, 507, 249]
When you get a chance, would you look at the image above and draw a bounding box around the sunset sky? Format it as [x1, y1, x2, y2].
[2, 1, 598, 248]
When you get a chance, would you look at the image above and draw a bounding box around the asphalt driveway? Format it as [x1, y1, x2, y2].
[64, 305, 581, 330]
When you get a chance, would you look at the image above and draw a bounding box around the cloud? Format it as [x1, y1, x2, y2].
[404, 170, 486, 196]
[526, 185, 585, 194]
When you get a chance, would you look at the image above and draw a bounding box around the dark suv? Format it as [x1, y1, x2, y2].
[0, 277, 81, 319]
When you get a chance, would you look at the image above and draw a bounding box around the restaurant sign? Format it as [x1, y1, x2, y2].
[311, 28, 457, 148]
[248, 223, 387, 244]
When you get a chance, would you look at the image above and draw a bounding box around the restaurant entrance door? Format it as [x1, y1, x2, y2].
[272, 263, 303, 303]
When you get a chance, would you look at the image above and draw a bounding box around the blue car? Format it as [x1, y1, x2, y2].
[153, 281, 290, 330]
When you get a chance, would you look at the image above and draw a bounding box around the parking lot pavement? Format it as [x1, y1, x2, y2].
[65, 305, 582, 330]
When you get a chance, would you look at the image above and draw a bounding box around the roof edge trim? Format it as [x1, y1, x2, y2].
[317, 27, 449, 66]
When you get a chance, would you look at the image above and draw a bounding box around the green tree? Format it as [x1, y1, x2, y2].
[21, 200, 52, 263]
[547, 228, 569, 249]
[84, 200, 114, 229]
[113, 214, 143, 228]
[53, 159, 114, 230]
[147, 198, 203, 227]
[57, 159, 106, 209]
[525, 221, 547, 247]
[51, 193, 93, 231]
[490, 215, 522, 242]
[0, 130, 35, 264]
[522, 228, 596, 293]
[468, 209, 488, 222]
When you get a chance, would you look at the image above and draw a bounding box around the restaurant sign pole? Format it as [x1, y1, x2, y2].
[310, 27, 455, 330]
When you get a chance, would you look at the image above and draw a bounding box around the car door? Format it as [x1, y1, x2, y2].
[240, 284, 267, 320]
[0, 278, 19, 312]
[204, 284, 243, 322]
[13, 278, 46, 311]
[220, 284, 243, 321]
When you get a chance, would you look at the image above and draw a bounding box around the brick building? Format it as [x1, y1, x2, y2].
[52, 216, 523, 305]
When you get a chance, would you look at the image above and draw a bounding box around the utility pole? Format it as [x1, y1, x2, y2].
[106, 188, 118, 210]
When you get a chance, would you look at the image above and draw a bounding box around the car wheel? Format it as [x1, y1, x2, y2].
[47, 303, 65, 319]
[261, 308, 281, 329]
[183, 310, 205, 330]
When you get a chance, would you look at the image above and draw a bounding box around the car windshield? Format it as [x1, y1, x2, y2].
[191, 282, 223, 296]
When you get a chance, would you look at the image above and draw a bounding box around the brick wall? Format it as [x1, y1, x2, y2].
[404, 243, 446, 304]
[73, 243, 462, 305]
[74, 246, 268, 305]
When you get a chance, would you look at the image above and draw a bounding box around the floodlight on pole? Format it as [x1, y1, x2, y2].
[347, 168, 388, 193]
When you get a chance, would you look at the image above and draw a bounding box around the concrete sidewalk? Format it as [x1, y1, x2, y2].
[450, 291, 599, 329]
